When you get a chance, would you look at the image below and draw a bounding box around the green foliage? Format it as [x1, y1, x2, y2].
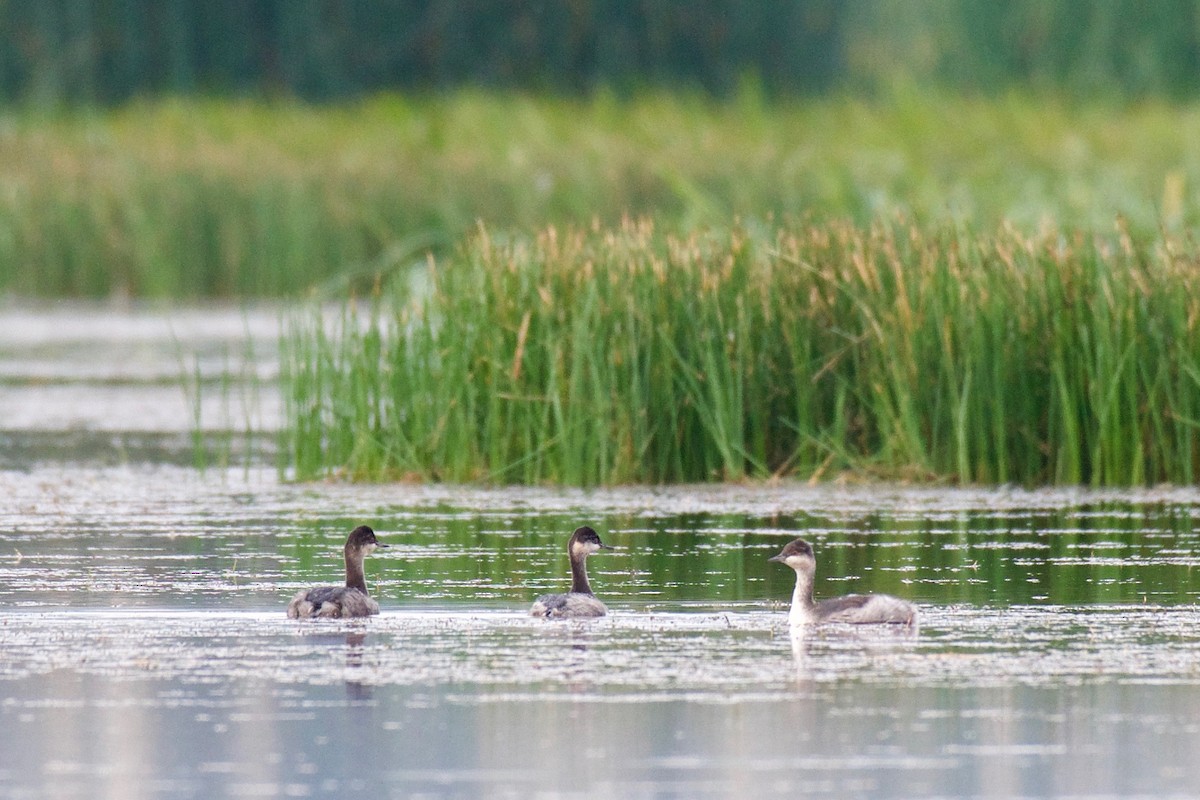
[8, 1, 1200, 102]
[0, 0, 843, 103]
[282, 218, 1200, 486]
[4, 92, 1200, 298]
[853, 0, 1200, 98]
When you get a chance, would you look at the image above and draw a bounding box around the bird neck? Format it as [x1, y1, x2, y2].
[789, 566, 816, 624]
[569, 551, 593, 595]
[344, 547, 367, 593]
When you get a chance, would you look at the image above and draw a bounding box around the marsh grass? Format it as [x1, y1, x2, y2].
[282, 217, 1200, 486]
[6, 91, 1200, 297]
[175, 323, 268, 475]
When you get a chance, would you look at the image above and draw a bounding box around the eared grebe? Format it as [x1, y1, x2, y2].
[287, 525, 388, 619]
[769, 538, 916, 625]
[529, 526, 613, 618]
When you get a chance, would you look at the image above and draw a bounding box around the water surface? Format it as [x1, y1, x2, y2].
[3, 465, 1200, 799]
[3, 304, 1200, 799]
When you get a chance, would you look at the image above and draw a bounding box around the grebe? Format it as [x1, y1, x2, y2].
[530, 526, 613, 618]
[287, 525, 388, 619]
[769, 538, 916, 625]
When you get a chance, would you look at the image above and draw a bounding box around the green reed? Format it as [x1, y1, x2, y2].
[6, 91, 1200, 298]
[282, 217, 1200, 486]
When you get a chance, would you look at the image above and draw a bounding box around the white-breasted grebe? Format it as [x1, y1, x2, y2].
[769, 538, 916, 625]
[529, 526, 613, 618]
[287, 525, 388, 619]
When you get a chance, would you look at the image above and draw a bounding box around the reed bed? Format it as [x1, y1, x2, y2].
[282, 217, 1200, 486]
[5, 91, 1200, 297]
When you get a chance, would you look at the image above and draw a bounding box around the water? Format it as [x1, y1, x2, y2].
[3, 303, 1200, 799]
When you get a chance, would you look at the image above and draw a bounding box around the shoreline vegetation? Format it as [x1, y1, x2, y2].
[283, 216, 1200, 487]
[3, 91, 1200, 297]
[6, 91, 1200, 486]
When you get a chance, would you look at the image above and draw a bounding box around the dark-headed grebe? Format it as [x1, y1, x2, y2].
[769, 538, 916, 625]
[530, 526, 613, 618]
[287, 525, 388, 619]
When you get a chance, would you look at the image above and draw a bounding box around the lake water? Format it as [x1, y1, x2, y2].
[3, 303, 1200, 799]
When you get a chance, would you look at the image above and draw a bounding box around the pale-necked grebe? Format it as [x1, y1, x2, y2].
[287, 525, 388, 619]
[769, 538, 916, 625]
[529, 526, 613, 618]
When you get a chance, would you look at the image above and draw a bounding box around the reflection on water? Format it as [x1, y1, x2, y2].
[0, 302, 281, 434]
[11, 676, 1200, 799]
[2, 607, 1200, 799]
[1, 476, 1199, 798]
[1, 465, 1198, 611]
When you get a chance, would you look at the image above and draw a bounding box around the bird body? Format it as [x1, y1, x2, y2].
[530, 526, 612, 619]
[288, 525, 387, 619]
[769, 538, 916, 626]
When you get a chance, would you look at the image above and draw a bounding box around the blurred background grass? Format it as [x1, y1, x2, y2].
[3, 1, 1200, 298]
[7, 1, 1200, 298]
[5, 1, 1199, 103]
[10, 0, 1200, 485]
[3, 90, 1200, 297]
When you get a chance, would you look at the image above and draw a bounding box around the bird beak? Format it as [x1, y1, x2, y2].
[599, 543, 615, 550]
[376, 542, 391, 548]
[767, 553, 784, 563]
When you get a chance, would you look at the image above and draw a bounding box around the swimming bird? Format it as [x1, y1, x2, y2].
[530, 526, 613, 618]
[287, 525, 388, 619]
[769, 538, 916, 625]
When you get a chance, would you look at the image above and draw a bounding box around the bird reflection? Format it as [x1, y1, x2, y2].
[786, 620, 919, 683]
[530, 621, 595, 689]
[789, 624, 812, 682]
[344, 632, 372, 700]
